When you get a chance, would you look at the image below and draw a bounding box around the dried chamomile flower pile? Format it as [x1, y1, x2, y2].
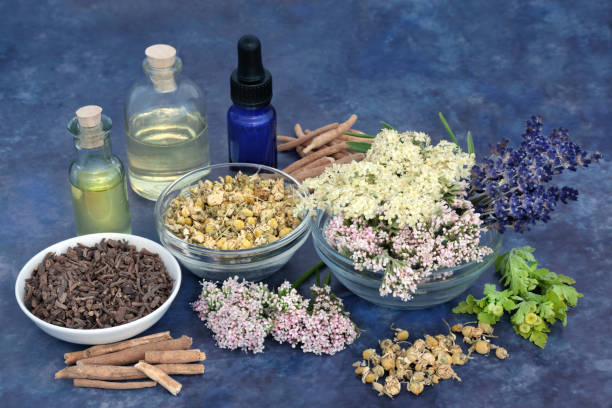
[164, 172, 302, 250]
[353, 323, 508, 398]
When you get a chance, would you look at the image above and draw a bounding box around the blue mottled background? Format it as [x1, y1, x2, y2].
[1, 0, 611, 407]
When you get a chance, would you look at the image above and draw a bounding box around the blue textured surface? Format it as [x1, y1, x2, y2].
[1, 1, 611, 407]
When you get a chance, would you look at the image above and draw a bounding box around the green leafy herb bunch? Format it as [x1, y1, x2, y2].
[453, 246, 582, 348]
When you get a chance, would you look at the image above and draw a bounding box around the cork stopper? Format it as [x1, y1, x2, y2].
[73, 105, 105, 148]
[145, 44, 176, 69]
[76, 105, 102, 128]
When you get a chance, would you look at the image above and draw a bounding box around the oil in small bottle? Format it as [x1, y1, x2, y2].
[68, 105, 131, 235]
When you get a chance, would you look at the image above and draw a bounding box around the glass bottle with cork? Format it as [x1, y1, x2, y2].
[68, 105, 131, 235]
[125, 44, 209, 201]
[228, 34, 277, 167]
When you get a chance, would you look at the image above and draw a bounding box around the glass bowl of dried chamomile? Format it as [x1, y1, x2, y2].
[155, 163, 311, 281]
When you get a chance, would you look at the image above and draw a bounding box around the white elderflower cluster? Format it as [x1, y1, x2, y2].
[299, 128, 474, 228]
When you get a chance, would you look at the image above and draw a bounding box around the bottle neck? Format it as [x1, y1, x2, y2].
[74, 133, 113, 165]
[143, 58, 183, 93]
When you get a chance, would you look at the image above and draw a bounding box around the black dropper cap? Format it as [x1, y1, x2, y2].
[230, 35, 272, 108]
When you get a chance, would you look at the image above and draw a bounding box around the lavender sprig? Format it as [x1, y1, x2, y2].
[470, 116, 602, 232]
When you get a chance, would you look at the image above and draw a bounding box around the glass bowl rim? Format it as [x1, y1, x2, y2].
[310, 210, 501, 285]
[154, 162, 312, 257]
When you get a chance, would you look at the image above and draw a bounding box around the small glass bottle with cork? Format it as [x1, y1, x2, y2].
[125, 44, 209, 201]
[68, 105, 131, 235]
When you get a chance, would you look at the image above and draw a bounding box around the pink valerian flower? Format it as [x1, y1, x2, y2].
[193, 278, 358, 355]
[269, 282, 310, 348]
[192, 277, 272, 353]
[271, 285, 359, 355]
[325, 214, 389, 271]
[301, 286, 359, 355]
[325, 199, 492, 301]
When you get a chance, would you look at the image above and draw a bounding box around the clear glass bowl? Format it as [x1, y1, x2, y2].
[155, 163, 311, 281]
[311, 212, 502, 309]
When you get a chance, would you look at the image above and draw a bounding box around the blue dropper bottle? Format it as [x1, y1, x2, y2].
[228, 34, 277, 167]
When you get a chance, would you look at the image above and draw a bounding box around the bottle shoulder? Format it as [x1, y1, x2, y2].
[125, 79, 206, 121]
[227, 104, 276, 123]
[69, 156, 125, 188]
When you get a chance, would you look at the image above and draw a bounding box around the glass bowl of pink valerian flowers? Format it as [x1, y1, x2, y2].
[304, 116, 601, 309]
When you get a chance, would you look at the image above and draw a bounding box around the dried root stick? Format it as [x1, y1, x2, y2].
[277, 135, 296, 143]
[278, 123, 337, 151]
[338, 134, 375, 143]
[335, 153, 365, 164]
[55, 363, 204, 380]
[77, 336, 192, 366]
[283, 142, 348, 174]
[144, 350, 206, 364]
[73, 379, 157, 390]
[292, 162, 334, 181]
[64, 331, 172, 365]
[303, 114, 357, 154]
[304, 156, 334, 169]
[135, 361, 182, 396]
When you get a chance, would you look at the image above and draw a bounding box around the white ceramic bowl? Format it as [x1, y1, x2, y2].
[15, 233, 181, 345]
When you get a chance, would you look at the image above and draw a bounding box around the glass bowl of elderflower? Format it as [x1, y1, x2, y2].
[303, 127, 502, 309]
[155, 163, 311, 281]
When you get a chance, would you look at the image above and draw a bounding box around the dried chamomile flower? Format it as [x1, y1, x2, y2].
[371, 365, 385, 378]
[408, 380, 424, 396]
[379, 339, 394, 352]
[364, 372, 377, 383]
[424, 335, 438, 348]
[461, 325, 483, 339]
[384, 376, 401, 397]
[381, 356, 395, 371]
[372, 382, 385, 396]
[495, 347, 509, 360]
[478, 323, 494, 335]
[436, 364, 461, 381]
[391, 324, 410, 342]
[362, 348, 376, 361]
[452, 351, 469, 366]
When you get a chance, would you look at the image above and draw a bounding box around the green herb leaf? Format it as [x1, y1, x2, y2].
[467, 131, 475, 154]
[438, 112, 458, 145]
[452, 294, 481, 314]
[380, 121, 396, 131]
[550, 284, 583, 307]
[529, 331, 548, 348]
[346, 141, 372, 153]
[323, 274, 331, 286]
[343, 131, 377, 139]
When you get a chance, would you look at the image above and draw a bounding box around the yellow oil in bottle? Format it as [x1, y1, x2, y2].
[70, 167, 131, 236]
[126, 108, 209, 200]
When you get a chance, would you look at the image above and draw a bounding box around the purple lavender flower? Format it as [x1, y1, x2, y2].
[470, 116, 601, 232]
